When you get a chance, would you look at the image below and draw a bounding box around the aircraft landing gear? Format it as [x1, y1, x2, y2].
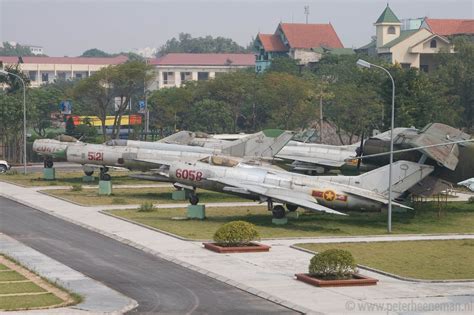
[189, 188, 199, 205]
[99, 167, 111, 181]
[272, 205, 286, 219]
[286, 204, 298, 212]
[44, 157, 54, 169]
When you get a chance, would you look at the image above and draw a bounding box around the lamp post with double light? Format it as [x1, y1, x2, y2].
[0, 69, 27, 175]
[356, 59, 395, 233]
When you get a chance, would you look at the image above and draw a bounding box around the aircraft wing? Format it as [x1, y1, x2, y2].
[209, 177, 345, 215]
[277, 154, 348, 168]
[130, 158, 174, 169]
[342, 190, 413, 210]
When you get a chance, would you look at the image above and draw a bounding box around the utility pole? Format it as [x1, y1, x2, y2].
[304, 6, 310, 24]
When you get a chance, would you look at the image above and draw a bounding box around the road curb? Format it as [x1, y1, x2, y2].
[0, 192, 312, 314]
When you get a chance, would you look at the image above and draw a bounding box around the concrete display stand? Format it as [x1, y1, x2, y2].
[287, 211, 300, 219]
[187, 205, 205, 219]
[272, 217, 288, 225]
[172, 190, 190, 201]
[82, 175, 95, 183]
[98, 180, 112, 196]
[43, 168, 56, 180]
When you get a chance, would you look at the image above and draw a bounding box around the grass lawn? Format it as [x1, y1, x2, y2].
[44, 187, 247, 206]
[108, 201, 474, 240]
[296, 239, 474, 280]
[0, 294, 64, 311]
[0, 270, 27, 281]
[0, 170, 156, 187]
[0, 282, 46, 294]
[0, 255, 80, 311]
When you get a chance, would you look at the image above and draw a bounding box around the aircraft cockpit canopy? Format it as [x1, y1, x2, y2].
[200, 156, 240, 167]
[54, 135, 79, 142]
[105, 139, 128, 146]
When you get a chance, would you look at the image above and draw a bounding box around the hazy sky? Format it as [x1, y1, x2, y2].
[1, 0, 472, 56]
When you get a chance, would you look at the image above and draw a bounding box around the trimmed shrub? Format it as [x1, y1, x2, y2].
[213, 221, 260, 247]
[309, 249, 357, 280]
[468, 197, 474, 204]
[70, 184, 83, 192]
[138, 201, 155, 212]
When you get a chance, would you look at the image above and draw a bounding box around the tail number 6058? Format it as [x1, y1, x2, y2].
[175, 169, 203, 181]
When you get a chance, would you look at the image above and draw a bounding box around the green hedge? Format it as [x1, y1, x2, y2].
[213, 221, 260, 247]
[309, 249, 357, 280]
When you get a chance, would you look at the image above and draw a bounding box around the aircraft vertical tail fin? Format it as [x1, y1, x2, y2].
[221, 129, 294, 159]
[158, 131, 195, 144]
[350, 161, 434, 198]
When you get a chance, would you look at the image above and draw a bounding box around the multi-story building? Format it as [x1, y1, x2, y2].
[0, 55, 128, 87]
[148, 53, 255, 89]
[254, 22, 351, 73]
[0, 53, 255, 90]
[357, 5, 474, 71]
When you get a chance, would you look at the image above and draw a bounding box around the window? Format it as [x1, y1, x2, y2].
[197, 72, 209, 81]
[400, 63, 411, 69]
[41, 73, 49, 82]
[75, 73, 82, 79]
[430, 39, 437, 48]
[29, 71, 37, 81]
[57, 72, 66, 80]
[163, 72, 174, 84]
[180, 72, 192, 82]
[387, 26, 396, 34]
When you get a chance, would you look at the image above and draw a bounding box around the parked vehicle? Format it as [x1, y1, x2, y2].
[0, 160, 11, 173]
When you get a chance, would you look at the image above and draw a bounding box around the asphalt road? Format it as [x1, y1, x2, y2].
[0, 197, 296, 314]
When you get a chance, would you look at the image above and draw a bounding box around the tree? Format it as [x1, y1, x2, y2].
[157, 33, 249, 56]
[326, 83, 383, 144]
[65, 116, 76, 136]
[28, 84, 63, 137]
[433, 38, 474, 131]
[0, 42, 37, 56]
[73, 61, 155, 140]
[257, 72, 317, 130]
[205, 71, 256, 132]
[0, 64, 30, 94]
[267, 57, 300, 76]
[182, 99, 234, 133]
[80, 48, 111, 57]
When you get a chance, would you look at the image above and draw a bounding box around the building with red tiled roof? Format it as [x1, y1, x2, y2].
[0, 55, 128, 87]
[422, 18, 474, 37]
[357, 5, 472, 72]
[254, 22, 350, 73]
[147, 53, 255, 89]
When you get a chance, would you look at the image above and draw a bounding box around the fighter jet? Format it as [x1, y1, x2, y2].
[458, 179, 474, 192]
[130, 155, 433, 218]
[33, 130, 294, 179]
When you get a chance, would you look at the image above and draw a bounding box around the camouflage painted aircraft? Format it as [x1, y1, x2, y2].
[131, 155, 433, 218]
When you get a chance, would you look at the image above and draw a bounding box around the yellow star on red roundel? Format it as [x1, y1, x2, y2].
[323, 190, 336, 202]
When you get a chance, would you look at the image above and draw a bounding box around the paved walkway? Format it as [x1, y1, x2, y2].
[0, 234, 136, 315]
[1, 181, 473, 314]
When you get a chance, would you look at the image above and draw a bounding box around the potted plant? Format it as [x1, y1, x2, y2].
[295, 249, 378, 287]
[203, 221, 270, 253]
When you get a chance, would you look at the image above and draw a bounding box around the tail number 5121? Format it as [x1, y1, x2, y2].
[176, 169, 203, 181]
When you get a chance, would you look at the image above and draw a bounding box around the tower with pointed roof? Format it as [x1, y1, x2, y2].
[375, 4, 401, 50]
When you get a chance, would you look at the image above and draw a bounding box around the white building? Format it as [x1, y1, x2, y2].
[149, 53, 255, 89]
[0, 55, 128, 87]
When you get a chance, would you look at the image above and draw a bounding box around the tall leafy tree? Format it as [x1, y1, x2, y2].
[157, 33, 249, 56]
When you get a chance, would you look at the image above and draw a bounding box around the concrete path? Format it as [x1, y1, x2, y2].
[1, 181, 473, 314]
[0, 233, 136, 315]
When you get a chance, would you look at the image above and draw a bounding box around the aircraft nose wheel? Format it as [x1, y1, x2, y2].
[286, 204, 298, 212]
[44, 157, 54, 169]
[189, 194, 199, 205]
[99, 167, 111, 181]
[272, 205, 286, 219]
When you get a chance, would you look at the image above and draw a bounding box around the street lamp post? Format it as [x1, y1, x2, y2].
[356, 59, 395, 233]
[0, 69, 27, 175]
